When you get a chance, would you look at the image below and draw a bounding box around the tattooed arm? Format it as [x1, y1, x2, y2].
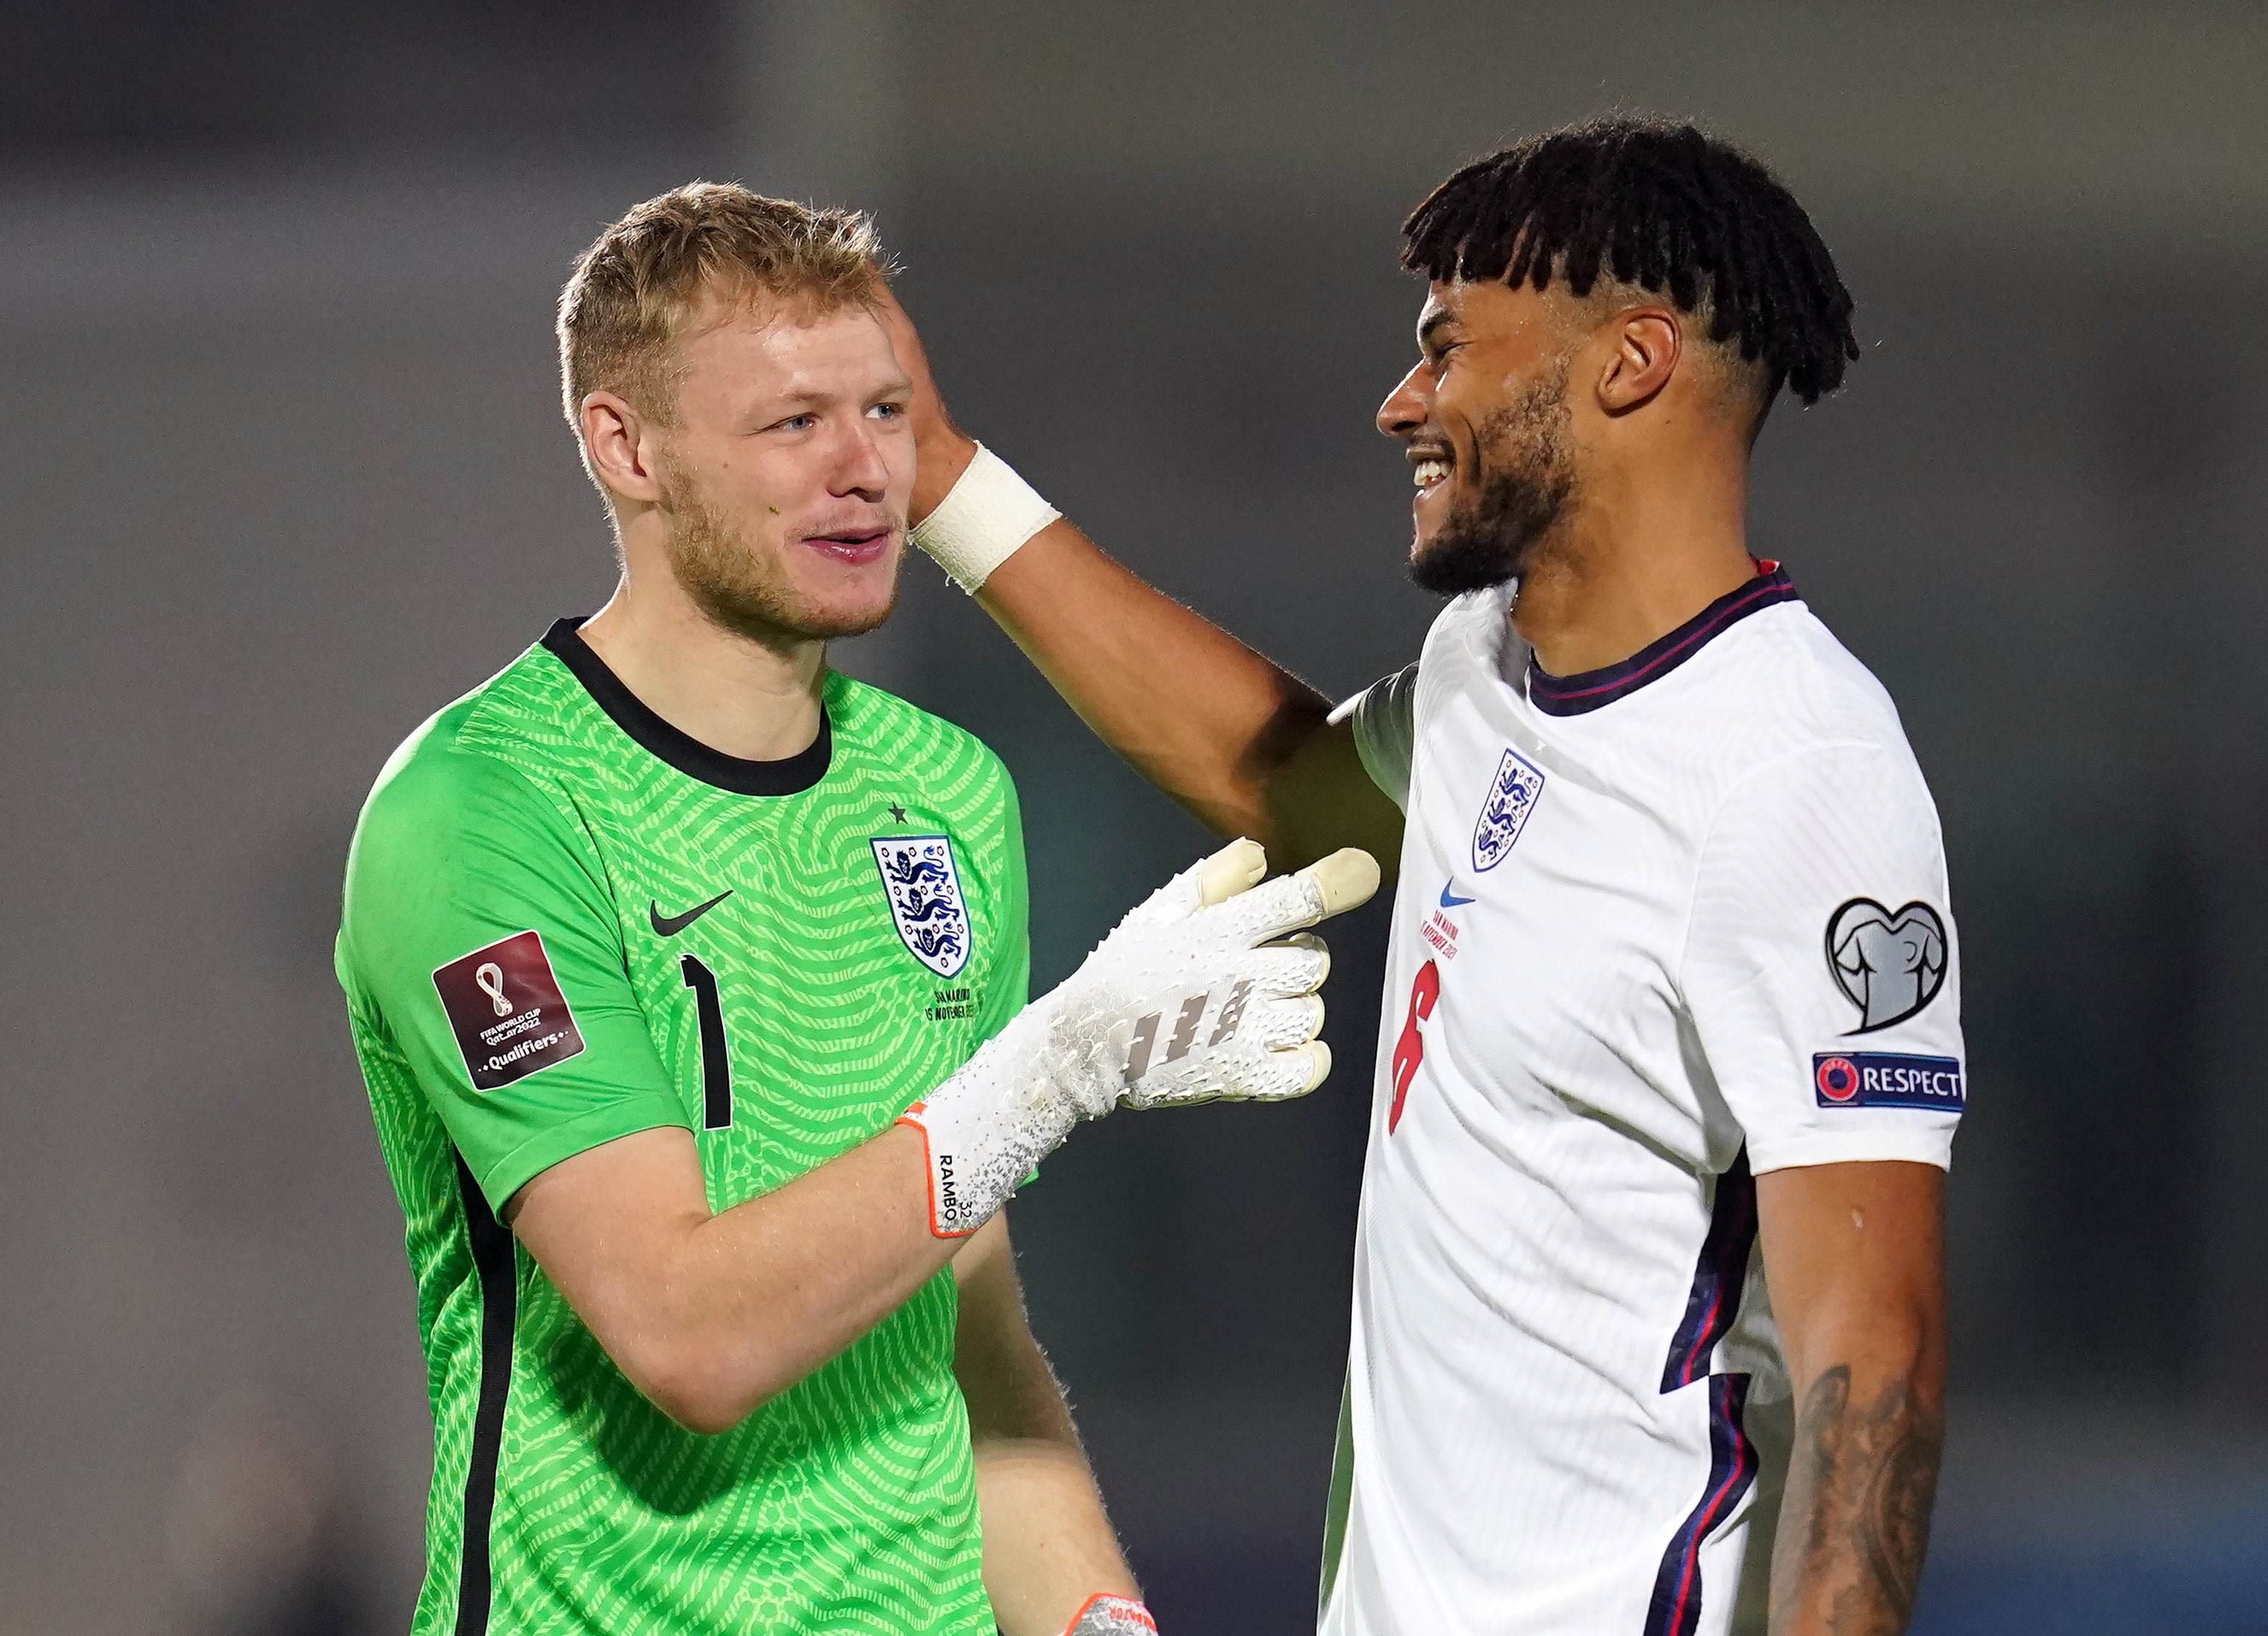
[1755, 1160, 1948, 1636]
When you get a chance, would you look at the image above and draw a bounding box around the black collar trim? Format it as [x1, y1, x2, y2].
[1526, 565, 1798, 718]
[540, 617, 832, 797]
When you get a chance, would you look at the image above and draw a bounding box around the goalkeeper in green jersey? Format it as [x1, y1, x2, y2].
[336, 185, 1377, 1636]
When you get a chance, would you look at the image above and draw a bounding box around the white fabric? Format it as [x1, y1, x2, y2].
[1321, 581, 1963, 1636]
[899, 845, 1338, 1237]
[908, 443, 1061, 593]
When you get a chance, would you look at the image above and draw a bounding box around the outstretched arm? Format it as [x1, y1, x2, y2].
[888, 297, 1403, 872]
[1756, 1160, 1946, 1635]
[983, 526, 1401, 872]
[505, 842, 1373, 1436]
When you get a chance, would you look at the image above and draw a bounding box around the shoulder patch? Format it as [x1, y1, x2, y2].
[433, 931, 587, 1090]
[1826, 898, 1948, 1032]
[1814, 1051, 1964, 1111]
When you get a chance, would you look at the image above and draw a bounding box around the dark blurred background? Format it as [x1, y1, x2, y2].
[6, 4, 2267, 1632]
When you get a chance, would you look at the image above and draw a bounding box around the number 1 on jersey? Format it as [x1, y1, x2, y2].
[679, 953, 733, 1130]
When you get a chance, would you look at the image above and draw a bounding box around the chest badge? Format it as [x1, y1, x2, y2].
[871, 835, 973, 978]
[1472, 746, 1547, 872]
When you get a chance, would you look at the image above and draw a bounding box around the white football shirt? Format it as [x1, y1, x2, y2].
[1317, 565, 1963, 1636]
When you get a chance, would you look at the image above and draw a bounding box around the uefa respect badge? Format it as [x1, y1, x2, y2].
[1812, 1051, 1964, 1110]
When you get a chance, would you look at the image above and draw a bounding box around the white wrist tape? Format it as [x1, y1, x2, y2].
[911, 443, 1059, 593]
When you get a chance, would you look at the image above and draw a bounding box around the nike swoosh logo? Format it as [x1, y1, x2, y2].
[650, 889, 733, 937]
[1438, 882, 1475, 908]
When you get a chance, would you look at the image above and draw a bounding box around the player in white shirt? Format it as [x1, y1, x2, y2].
[887, 119, 1955, 1636]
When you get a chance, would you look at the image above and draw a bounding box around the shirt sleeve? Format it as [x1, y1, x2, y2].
[1679, 742, 1965, 1175]
[338, 743, 690, 1213]
[1330, 662, 1419, 811]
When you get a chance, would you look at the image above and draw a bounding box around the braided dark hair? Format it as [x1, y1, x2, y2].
[1402, 118, 1858, 406]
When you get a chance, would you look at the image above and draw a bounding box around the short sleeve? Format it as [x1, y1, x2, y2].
[1330, 662, 1419, 811]
[338, 744, 690, 1213]
[1679, 743, 1965, 1175]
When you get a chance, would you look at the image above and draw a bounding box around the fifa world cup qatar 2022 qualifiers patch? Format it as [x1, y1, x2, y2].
[434, 930, 587, 1090]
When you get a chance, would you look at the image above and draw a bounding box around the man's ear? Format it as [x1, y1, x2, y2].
[580, 390, 666, 504]
[1594, 308, 1681, 415]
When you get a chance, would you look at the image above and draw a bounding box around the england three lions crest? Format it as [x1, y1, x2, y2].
[1471, 747, 1547, 873]
[871, 836, 972, 978]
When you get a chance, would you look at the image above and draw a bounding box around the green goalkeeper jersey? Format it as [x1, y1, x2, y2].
[336, 619, 1028, 1636]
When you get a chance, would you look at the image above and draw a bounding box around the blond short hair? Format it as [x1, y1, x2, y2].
[557, 182, 888, 429]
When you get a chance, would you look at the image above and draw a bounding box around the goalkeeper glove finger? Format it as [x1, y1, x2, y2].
[897, 839, 1377, 1236]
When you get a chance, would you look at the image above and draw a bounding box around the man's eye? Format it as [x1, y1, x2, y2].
[777, 414, 816, 431]
[869, 401, 906, 420]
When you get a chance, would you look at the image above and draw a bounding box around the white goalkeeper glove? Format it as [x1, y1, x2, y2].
[896, 838, 1379, 1237]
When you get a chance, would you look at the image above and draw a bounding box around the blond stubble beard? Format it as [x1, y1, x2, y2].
[656, 456, 898, 644]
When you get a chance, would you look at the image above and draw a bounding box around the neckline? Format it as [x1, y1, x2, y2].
[540, 617, 833, 797]
[1525, 563, 1797, 718]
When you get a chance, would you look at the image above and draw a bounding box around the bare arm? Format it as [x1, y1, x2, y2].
[507, 1123, 955, 1434]
[980, 527, 1402, 871]
[889, 297, 1402, 872]
[1756, 1160, 1946, 1636]
[501, 839, 1367, 1439]
[953, 1214, 1142, 1635]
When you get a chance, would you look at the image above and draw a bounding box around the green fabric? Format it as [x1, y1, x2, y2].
[1318, 1369, 1355, 1620]
[338, 634, 1028, 1635]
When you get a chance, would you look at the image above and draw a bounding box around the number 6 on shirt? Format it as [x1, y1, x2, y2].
[1388, 960, 1440, 1134]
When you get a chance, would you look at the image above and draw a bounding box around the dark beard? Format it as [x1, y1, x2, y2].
[1409, 365, 1575, 598]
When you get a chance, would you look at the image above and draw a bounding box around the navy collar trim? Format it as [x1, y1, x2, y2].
[541, 617, 833, 797]
[1525, 565, 1798, 717]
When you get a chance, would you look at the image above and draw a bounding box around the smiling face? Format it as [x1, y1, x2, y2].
[648, 293, 914, 643]
[1377, 278, 1585, 596]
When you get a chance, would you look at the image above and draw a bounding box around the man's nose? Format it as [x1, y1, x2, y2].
[1377, 362, 1430, 440]
[833, 418, 892, 498]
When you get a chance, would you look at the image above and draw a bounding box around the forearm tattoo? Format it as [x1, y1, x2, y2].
[1771, 1365, 1943, 1635]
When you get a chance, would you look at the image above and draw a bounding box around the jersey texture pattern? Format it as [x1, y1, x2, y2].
[1321, 567, 1963, 1636]
[338, 620, 1027, 1635]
